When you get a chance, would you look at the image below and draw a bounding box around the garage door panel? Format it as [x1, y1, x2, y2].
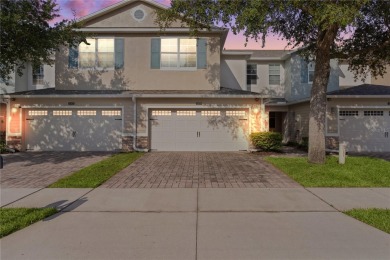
[339, 109, 390, 152]
[151, 109, 249, 151]
[25, 109, 122, 151]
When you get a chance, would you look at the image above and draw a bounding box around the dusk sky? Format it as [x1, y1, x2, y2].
[56, 0, 289, 50]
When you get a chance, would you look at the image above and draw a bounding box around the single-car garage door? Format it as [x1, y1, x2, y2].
[25, 108, 122, 151]
[339, 109, 390, 152]
[150, 109, 249, 151]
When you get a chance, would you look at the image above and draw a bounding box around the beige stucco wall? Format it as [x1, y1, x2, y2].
[220, 56, 286, 97]
[56, 35, 220, 91]
[250, 61, 285, 97]
[372, 65, 390, 86]
[0, 63, 55, 94]
[220, 57, 246, 90]
[339, 64, 371, 88]
[56, 1, 221, 91]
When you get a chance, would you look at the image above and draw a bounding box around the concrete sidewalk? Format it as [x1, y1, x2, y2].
[1, 188, 389, 259]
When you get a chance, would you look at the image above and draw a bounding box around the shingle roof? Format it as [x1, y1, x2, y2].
[9, 87, 260, 96]
[327, 84, 390, 96]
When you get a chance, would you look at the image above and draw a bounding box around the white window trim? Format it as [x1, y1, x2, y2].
[246, 63, 257, 86]
[268, 64, 281, 86]
[160, 37, 197, 71]
[308, 62, 315, 84]
[78, 37, 116, 70]
[32, 65, 45, 87]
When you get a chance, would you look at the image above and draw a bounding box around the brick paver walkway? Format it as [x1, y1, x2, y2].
[0, 152, 113, 188]
[102, 152, 300, 188]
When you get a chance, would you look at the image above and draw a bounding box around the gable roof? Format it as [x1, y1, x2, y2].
[78, 0, 168, 23]
[327, 84, 390, 97]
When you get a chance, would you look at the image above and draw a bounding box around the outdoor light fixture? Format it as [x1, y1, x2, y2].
[11, 107, 18, 114]
[252, 108, 260, 114]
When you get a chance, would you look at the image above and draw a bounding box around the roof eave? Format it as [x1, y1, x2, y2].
[327, 95, 390, 98]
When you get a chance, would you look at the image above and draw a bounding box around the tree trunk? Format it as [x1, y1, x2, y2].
[308, 25, 339, 164]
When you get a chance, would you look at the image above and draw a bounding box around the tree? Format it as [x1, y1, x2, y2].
[0, 0, 87, 81]
[156, 0, 390, 164]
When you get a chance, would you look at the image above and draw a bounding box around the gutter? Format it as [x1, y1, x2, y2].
[132, 95, 149, 152]
[4, 93, 266, 99]
[327, 95, 390, 98]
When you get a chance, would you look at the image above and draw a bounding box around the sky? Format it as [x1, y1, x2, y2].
[55, 0, 289, 50]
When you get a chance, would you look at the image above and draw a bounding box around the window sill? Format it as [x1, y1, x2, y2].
[75, 67, 116, 71]
[160, 68, 198, 71]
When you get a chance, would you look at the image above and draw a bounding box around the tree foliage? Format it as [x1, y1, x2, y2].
[157, 0, 390, 163]
[157, 0, 389, 78]
[0, 0, 87, 81]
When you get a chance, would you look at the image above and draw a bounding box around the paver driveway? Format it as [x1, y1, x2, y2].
[0, 152, 113, 188]
[102, 152, 300, 188]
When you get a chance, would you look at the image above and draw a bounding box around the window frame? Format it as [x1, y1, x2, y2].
[268, 64, 281, 85]
[78, 38, 115, 70]
[32, 65, 44, 86]
[308, 62, 315, 84]
[160, 37, 197, 70]
[246, 63, 257, 86]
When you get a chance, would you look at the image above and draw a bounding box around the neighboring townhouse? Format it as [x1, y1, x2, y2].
[1, 0, 389, 152]
[1, 63, 55, 143]
[221, 50, 390, 152]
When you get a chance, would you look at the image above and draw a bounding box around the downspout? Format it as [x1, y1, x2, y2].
[132, 95, 149, 152]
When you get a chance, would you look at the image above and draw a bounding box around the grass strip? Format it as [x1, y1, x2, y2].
[265, 156, 390, 187]
[0, 207, 58, 238]
[344, 208, 390, 234]
[49, 152, 143, 188]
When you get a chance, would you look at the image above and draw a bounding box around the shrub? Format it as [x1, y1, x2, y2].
[299, 137, 309, 151]
[0, 141, 7, 153]
[250, 132, 283, 151]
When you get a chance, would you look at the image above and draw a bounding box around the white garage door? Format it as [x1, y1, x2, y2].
[25, 108, 122, 151]
[150, 109, 249, 151]
[339, 109, 390, 152]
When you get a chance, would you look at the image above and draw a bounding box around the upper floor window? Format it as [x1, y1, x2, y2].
[33, 65, 44, 86]
[79, 38, 115, 69]
[247, 64, 257, 86]
[69, 38, 124, 70]
[308, 62, 315, 83]
[269, 64, 280, 85]
[161, 38, 197, 69]
[151, 38, 206, 70]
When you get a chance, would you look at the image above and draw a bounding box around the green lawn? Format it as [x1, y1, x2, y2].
[0, 208, 57, 238]
[265, 156, 390, 187]
[344, 209, 390, 234]
[49, 152, 143, 188]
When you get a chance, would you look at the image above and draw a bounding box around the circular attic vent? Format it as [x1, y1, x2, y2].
[132, 8, 145, 21]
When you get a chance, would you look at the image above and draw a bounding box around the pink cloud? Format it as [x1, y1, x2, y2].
[157, 0, 171, 6]
[63, 0, 92, 18]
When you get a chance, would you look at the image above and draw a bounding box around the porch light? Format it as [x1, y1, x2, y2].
[252, 108, 260, 114]
[11, 107, 18, 114]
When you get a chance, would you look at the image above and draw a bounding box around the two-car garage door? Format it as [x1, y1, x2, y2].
[25, 108, 122, 151]
[339, 108, 390, 152]
[150, 109, 249, 151]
